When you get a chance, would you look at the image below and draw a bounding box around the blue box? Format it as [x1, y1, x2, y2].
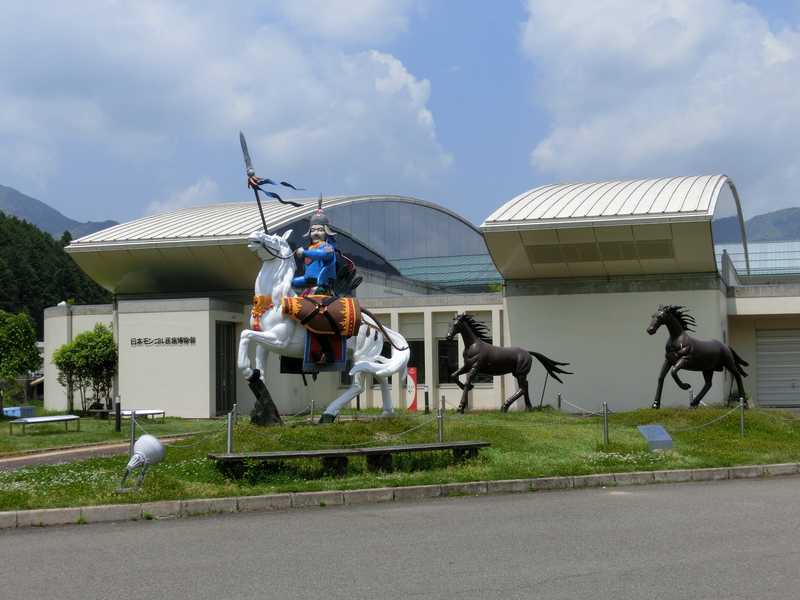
[3, 406, 36, 418]
[637, 424, 673, 451]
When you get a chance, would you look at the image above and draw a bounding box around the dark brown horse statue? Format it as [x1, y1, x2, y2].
[647, 304, 748, 409]
[445, 313, 572, 413]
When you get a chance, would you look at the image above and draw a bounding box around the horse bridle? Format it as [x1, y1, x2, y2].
[256, 236, 294, 261]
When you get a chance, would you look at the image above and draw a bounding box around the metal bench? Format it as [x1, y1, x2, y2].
[120, 409, 165, 422]
[9, 414, 81, 435]
[209, 441, 490, 477]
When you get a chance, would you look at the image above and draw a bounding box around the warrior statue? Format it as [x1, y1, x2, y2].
[293, 196, 337, 296]
[237, 131, 409, 424]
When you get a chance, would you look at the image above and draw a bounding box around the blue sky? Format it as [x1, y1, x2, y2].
[2, 1, 800, 226]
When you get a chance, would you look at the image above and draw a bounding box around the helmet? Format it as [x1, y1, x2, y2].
[304, 195, 336, 238]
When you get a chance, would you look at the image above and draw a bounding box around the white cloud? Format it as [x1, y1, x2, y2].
[146, 177, 219, 215]
[0, 1, 449, 217]
[275, 0, 417, 43]
[522, 0, 800, 215]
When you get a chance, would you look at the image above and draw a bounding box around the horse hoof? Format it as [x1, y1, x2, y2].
[689, 402, 700, 409]
[501, 405, 509, 413]
[651, 402, 661, 410]
[678, 383, 691, 391]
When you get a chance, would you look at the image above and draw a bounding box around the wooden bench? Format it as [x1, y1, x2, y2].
[9, 415, 80, 435]
[209, 441, 490, 477]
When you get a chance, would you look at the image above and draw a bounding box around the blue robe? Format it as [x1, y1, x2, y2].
[292, 240, 337, 291]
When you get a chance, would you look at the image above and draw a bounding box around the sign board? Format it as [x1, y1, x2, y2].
[637, 425, 673, 451]
[406, 367, 418, 411]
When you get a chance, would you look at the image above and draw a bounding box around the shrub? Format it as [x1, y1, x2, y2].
[53, 323, 117, 412]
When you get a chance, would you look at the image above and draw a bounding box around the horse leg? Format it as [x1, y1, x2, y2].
[254, 344, 268, 382]
[518, 374, 533, 411]
[691, 371, 714, 407]
[238, 334, 254, 380]
[652, 359, 670, 409]
[670, 357, 691, 390]
[320, 372, 365, 423]
[457, 367, 479, 413]
[723, 352, 748, 407]
[501, 389, 524, 412]
[378, 376, 393, 416]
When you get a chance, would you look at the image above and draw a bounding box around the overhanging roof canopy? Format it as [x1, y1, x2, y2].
[67, 195, 455, 295]
[481, 175, 749, 280]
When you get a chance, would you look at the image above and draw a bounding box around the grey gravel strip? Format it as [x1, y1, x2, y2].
[2, 462, 799, 530]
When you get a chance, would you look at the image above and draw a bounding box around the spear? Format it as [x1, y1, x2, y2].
[239, 131, 269, 232]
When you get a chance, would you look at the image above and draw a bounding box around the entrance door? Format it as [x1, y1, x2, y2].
[215, 322, 237, 415]
[756, 329, 800, 407]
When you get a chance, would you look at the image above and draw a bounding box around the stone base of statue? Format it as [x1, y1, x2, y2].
[247, 369, 283, 426]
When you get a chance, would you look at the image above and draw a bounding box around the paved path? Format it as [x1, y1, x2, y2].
[2, 476, 799, 599]
[0, 435, 195, 471]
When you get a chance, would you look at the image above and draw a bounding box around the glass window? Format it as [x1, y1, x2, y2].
[438, 339, 459, 384]
[407, 340, 425, 384]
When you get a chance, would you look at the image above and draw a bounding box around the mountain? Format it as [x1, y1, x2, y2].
[0, 184, 117, 239]
[713, 207, 800, 243]
[0, 212, 111, 337]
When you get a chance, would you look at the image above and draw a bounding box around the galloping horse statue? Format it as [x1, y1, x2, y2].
[238, 229, 410, 424]
[445, 313, 572, 413]
[647, 304, 748, 409]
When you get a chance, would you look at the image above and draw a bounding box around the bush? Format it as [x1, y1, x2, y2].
[53, 323, 117, 412]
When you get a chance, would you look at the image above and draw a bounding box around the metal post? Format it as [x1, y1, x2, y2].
[114, 398, 121, 433]
[356, 393, 361, 412]
[424, 391, 430, 415]
[226, 410, 234, 453]
[310, 397, 315, 423]
[129, 411, 136, 458]
[689, 389, 694, 406]
[437, 395, 445, 443]
[739, 396, 745, 437]
[232, 403, 238, 424]
[602, 402, 609, 447]
[557, 393, 562, 412]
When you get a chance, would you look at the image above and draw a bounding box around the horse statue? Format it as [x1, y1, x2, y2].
[647, 304, 748, 409]
[445, 313, 572, 413]
[237, 229, 410, 424]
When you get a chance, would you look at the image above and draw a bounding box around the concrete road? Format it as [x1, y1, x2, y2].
[3, 477, 800, 600]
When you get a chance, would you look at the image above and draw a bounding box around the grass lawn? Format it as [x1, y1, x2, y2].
[0, 410, 224, 455]
[2, 407, 800, 511]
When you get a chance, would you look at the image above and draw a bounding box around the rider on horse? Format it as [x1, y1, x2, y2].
[293, 198, 337, 296]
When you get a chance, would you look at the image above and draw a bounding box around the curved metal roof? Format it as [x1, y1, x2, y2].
[70, 194, 482, 250]
[482, 175, 739, 230]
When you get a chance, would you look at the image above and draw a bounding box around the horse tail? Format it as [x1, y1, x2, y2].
[361, 307, 408, 351]
[528, 351, 572, 384]
[731, 347, 749, 377]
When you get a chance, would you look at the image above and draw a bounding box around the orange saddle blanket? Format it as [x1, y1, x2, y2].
[281, 295, 362, 337]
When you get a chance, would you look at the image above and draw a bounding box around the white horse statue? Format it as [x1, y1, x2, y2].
[237, 229, 410, 422]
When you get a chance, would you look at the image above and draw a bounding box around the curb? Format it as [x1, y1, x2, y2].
[2, 462, 798, 530]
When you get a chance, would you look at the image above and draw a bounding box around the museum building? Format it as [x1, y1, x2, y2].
[45, 196, 507, 418]
[44, 176, 800, 417]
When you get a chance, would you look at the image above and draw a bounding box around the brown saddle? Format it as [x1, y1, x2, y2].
[281, 295, 361, 337]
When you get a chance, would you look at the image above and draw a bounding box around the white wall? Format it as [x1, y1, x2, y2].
[44, 305, 113, 411]
[505, 288, 728, 412]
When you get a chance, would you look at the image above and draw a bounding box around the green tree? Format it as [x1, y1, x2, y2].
[0, 310, 41, 414]
[53, 324, 117, 412]
[0, 212, 110, 336]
